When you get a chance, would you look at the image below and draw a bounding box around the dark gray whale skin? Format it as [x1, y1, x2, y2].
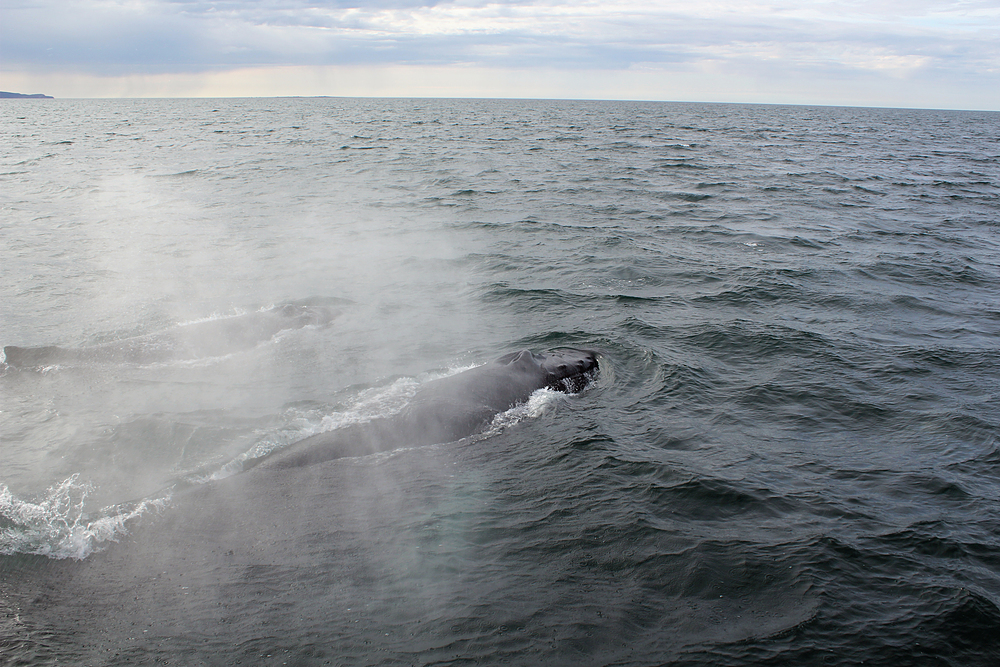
[252, 348, 600, 470]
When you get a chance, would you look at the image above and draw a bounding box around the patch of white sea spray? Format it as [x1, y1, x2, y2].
[0, 474, 171, 560]
[485, 387, 565, 435]
[173, 306, 250, 328]
[486, 367, 599, 435]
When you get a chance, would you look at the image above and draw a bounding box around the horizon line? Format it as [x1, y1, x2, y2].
[2, 93, 997, 114]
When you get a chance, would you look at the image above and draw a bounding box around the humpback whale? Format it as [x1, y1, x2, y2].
[252, 348, 600, 470]
[2, 301, 341, 368]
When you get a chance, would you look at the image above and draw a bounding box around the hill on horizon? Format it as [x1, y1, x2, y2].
[1, 91, 54, 99]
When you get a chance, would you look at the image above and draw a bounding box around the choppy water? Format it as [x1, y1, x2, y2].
[1, 98, 998, 666]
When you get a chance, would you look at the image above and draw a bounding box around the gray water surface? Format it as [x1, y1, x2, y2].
[2, 98, 998, 665]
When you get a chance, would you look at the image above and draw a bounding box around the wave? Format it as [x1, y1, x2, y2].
[0, 475, 170, 560]
[2, 300, 342, 369]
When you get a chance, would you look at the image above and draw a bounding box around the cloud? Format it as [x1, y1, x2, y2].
[2, 1, 998, 107]
[4, 1, 998, 71]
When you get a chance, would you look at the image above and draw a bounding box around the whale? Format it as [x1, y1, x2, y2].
[251, 348, 600, 470]
[2, 300, 343, 368]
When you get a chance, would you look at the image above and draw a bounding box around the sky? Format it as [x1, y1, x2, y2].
[1, 0, 998, 109]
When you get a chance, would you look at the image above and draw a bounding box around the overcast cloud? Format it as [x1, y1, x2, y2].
[2, 1, 998, 107]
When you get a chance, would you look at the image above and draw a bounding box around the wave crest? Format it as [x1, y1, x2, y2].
[0, 474, 170, 560]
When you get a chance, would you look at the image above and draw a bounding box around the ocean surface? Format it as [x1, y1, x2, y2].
[1, 98, 998, 666]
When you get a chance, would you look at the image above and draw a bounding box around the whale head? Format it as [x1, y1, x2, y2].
[494, 348, 599, 394]
[538, 348, 600, 392]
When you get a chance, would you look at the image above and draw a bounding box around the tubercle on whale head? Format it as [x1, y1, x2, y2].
[492, 348, 599, 379]
[535, 348, 600, 393]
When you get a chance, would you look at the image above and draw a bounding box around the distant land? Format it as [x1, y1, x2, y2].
[1, 91, 54, 99]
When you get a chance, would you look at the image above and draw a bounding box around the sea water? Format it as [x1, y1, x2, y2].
[1, 98, 998, 665]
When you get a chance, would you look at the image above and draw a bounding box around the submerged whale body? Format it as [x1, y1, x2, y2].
[252, 348, 600, 470]
[2, 301, 342, 368]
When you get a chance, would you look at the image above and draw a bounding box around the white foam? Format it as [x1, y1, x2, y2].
[174, 307, 249, 328]
[0, 475, 170, 560]
[483, 387, 563, 436]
